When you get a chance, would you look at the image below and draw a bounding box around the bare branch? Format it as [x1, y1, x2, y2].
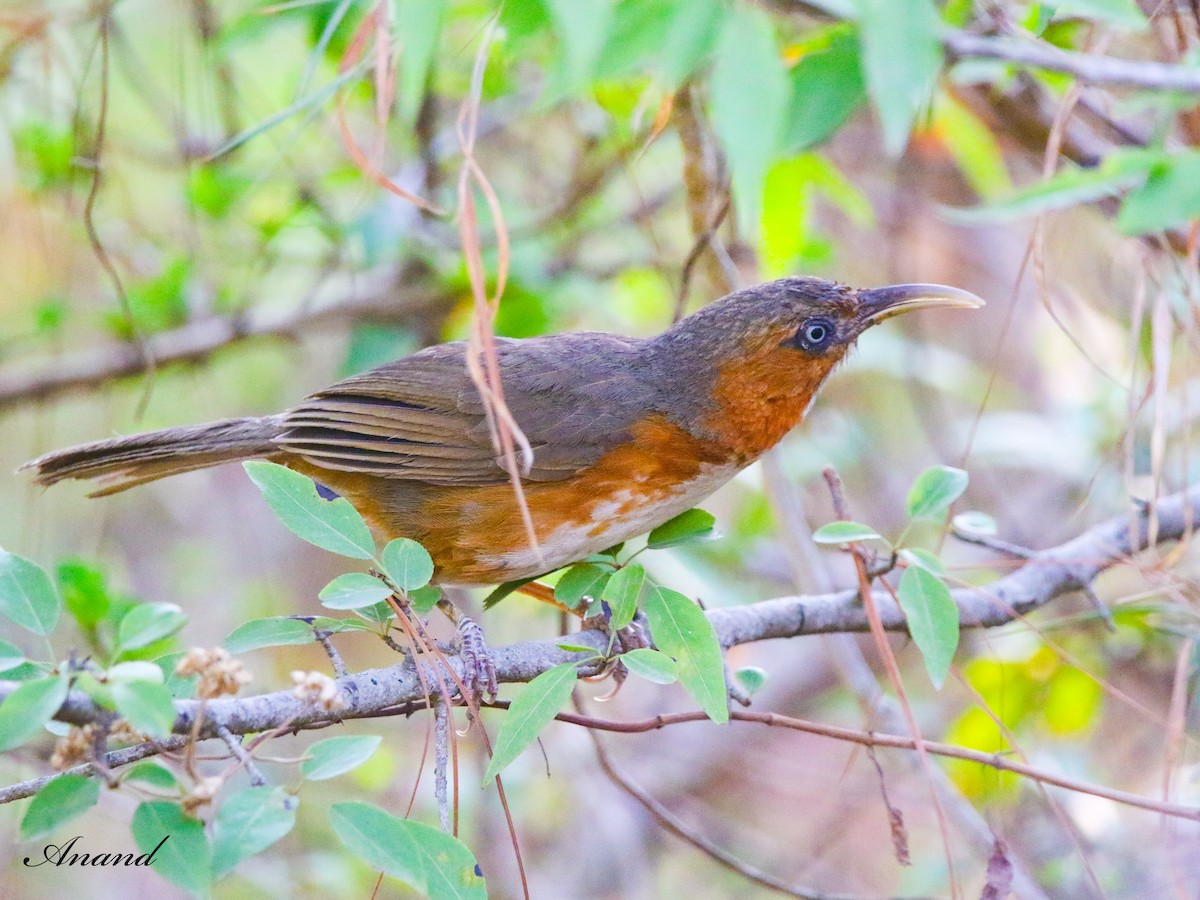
[2, 483, 1197, 804]
[0, 276, 446, 412]
[944, 32, 1200, 93]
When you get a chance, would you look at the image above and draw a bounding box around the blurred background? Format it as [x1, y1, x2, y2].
[1, 0, 1198, 897]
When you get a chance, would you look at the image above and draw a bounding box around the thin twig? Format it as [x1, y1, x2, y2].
[217, 724, 267, 787]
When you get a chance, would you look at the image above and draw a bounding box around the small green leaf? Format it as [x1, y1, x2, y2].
[812, 521, 884, 544]
[407, 585, 441, 615]
[131, 801, 212, 896]
[329, 801, 425, 892]
[783, 30, 866, 152]
[952, 511, 998, 536]
[898, 547, 946, 576]
[906, 465, 969, 521]
[57, 560, 110, 628]
[735, 666, 768, 695]
[301, 734, 383, 781]
[19, 775, 100, 842]
[243, 460, 375, 560]
[897, 567, 960, 690]
[620, 648, 678, 684]
[212, 786, 298, 877]
[381, 538, 435, 592]
[658, 0, 726, 86]
[319, 573, 393, 610]
[355, 600, 396, 625]
[484, 662, 578, 782]
[0, 549, 61, 636]
[225, 617, 316, 654]
[554, 563, 610, 609]
[555, 642, 599, 654]
[710, 5, 790, 232]
[0, 638, 25, 671]
[403, 818, 488, 900]
[643, 587, 728, 724]
[856, 0, 942, 155]
[482, 575, 542, 610]
[116, 603, 186, 655]
[646, 508, 717, 549]
[123, 761, 179, 790]
[1117, 153, 1200, 235]
[0, 675, 68, 752]
[112, 680, 177, 738]
[107, 661, 164, 684]
[603, 564, 645, 631]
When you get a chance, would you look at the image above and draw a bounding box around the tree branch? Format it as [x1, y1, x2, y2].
[1, 483, 1196, 804]
[0, 275, 447, 412]
[944, 32, 1200, 93]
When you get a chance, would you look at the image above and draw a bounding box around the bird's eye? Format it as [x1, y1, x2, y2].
[793, 317, 835, 351]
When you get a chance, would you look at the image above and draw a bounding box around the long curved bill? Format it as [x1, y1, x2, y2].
[856, 283, 985, 324]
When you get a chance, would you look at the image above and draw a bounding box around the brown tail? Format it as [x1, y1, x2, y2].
[20, 415, 288, 497]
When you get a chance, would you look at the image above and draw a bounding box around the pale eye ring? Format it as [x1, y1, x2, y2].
[796, 316, 835, 350]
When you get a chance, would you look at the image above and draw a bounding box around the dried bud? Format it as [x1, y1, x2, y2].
[50, 724, 98, 771]
[108, 720, 146, 745]
[175, 647, 252, 699]
[182, 775, 222, 815]
[290, 670, 345, 711]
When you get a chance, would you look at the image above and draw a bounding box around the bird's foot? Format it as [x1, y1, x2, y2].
[455, 613, 498, 703]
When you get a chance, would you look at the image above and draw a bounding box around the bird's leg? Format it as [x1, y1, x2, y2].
[436, 598, 499, 702]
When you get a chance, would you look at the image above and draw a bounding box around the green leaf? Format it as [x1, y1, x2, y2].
[898, 547, 946, 576]
[642, 587, 728, 724]
[131, 801, 212, 896]
[57, 560, 111, 628]
[812, 521, 884, 544]
[394, 0, 446, 122]
[545, 0, 614, 90]
[301, 734, 382, 781]
[225, 617, 316, 654]
[403, 818, 488, 900]
[620, 648, 678, 684]
[553, 563, 610, 609]
[116, 603, 186, 654]
[319, 573, 393, 610]
[646, 508, 717, 549]
[782, 30, 866, 152]
[0, 549, 61, 636]
[329, 801, 425, 892]
[482, 575, 542, 610]
[0, 675, 68, 752]
[943, 150, 1163, 223]
[381, 538, 434, 592]
[897, 567, 960, 690]
[243, 460, 375, 560]
[952, 511, 998, 536]
[735, 666, 768, 695]
[710, 5, 790, 233]
[602, 564, 645, 631]
[1053, 0, 1145, 29]
[19, 775, 100, 842]
[408, 585, 442, 615]
[658, 0, 726, 86]
[1118, 153, 1200, 235]
[0, 638, 25, 671]
[113, 680, 177, 738]
[212, 786, 298, 877]
[484, 662, 578, 783]
[107, 661, 164, 684]
[856, 0, 942, 155]
[123, 761, 179, 790]
[906, 465, 969, 521]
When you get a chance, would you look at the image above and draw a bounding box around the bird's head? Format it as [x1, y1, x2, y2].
[654, 276, 984, 457]
[661, 276, 984, 363]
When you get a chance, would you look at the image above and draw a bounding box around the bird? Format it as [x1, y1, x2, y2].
[21, 277, 982, 587]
